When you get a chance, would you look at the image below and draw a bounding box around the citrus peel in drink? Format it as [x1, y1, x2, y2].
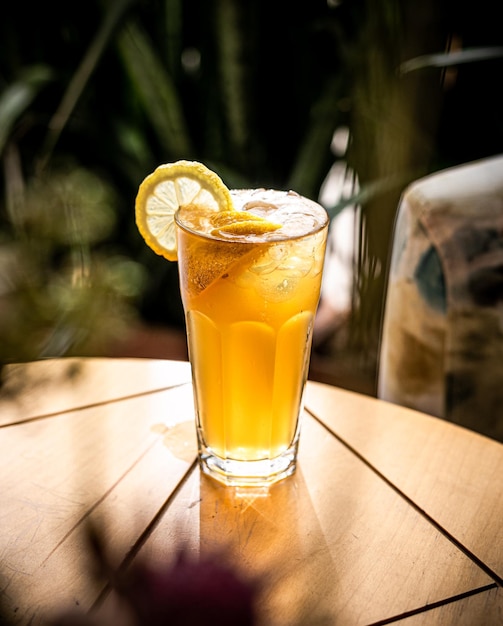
[212, 220, 282, 238]
[209, 210, 282, 238]
[209, 211, 266, 228]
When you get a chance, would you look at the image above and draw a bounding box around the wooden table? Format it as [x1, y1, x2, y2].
[0, 357, 502, 625]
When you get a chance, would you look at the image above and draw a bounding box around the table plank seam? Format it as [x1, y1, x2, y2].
[305, 406, 503, 587]
[90, 458, 199, 612]
[366, 583, 498, 625]
[40, 437, 163, 566]
[0, 382, 192, 429]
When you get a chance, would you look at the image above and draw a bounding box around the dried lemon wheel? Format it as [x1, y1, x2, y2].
[135, 160, 234, 261]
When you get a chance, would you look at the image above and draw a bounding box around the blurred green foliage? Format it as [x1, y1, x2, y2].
[1, 0, 502, 377]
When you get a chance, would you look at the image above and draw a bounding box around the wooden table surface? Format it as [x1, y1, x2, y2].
[0, 357, 502, 625]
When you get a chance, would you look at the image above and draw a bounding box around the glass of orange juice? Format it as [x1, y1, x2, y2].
[175, 188, 328, 486]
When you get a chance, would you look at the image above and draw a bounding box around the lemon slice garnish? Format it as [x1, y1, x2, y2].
[135, 160, 234, 261]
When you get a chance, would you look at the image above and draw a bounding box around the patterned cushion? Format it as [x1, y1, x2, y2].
[378, 155, 503, 442]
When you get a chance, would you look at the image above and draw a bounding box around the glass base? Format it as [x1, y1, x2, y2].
[198, 443, 298, 487]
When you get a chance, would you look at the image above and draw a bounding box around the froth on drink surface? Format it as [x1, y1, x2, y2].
[177, 188, 329, 242]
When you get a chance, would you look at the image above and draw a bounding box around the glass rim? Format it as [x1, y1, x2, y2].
[174, 207, 329, 245]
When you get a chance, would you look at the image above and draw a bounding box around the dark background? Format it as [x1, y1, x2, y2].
[1, 0, 502, 387]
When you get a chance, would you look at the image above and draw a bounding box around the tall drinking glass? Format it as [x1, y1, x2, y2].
[175, 189, 329, 486]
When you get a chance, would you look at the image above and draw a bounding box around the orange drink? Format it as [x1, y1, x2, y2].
[175, 189, 328, 485]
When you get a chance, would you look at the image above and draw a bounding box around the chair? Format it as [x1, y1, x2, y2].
[378, 154, 503, 442]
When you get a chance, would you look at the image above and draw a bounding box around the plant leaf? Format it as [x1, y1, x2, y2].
[288, 77, 343, 199]
[399, 46, 503, 76]
[215, 0, 248, 158]
[117, 19, 192, 157]
[39, 0, 135, 171]
[0, 66, 53, 156]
